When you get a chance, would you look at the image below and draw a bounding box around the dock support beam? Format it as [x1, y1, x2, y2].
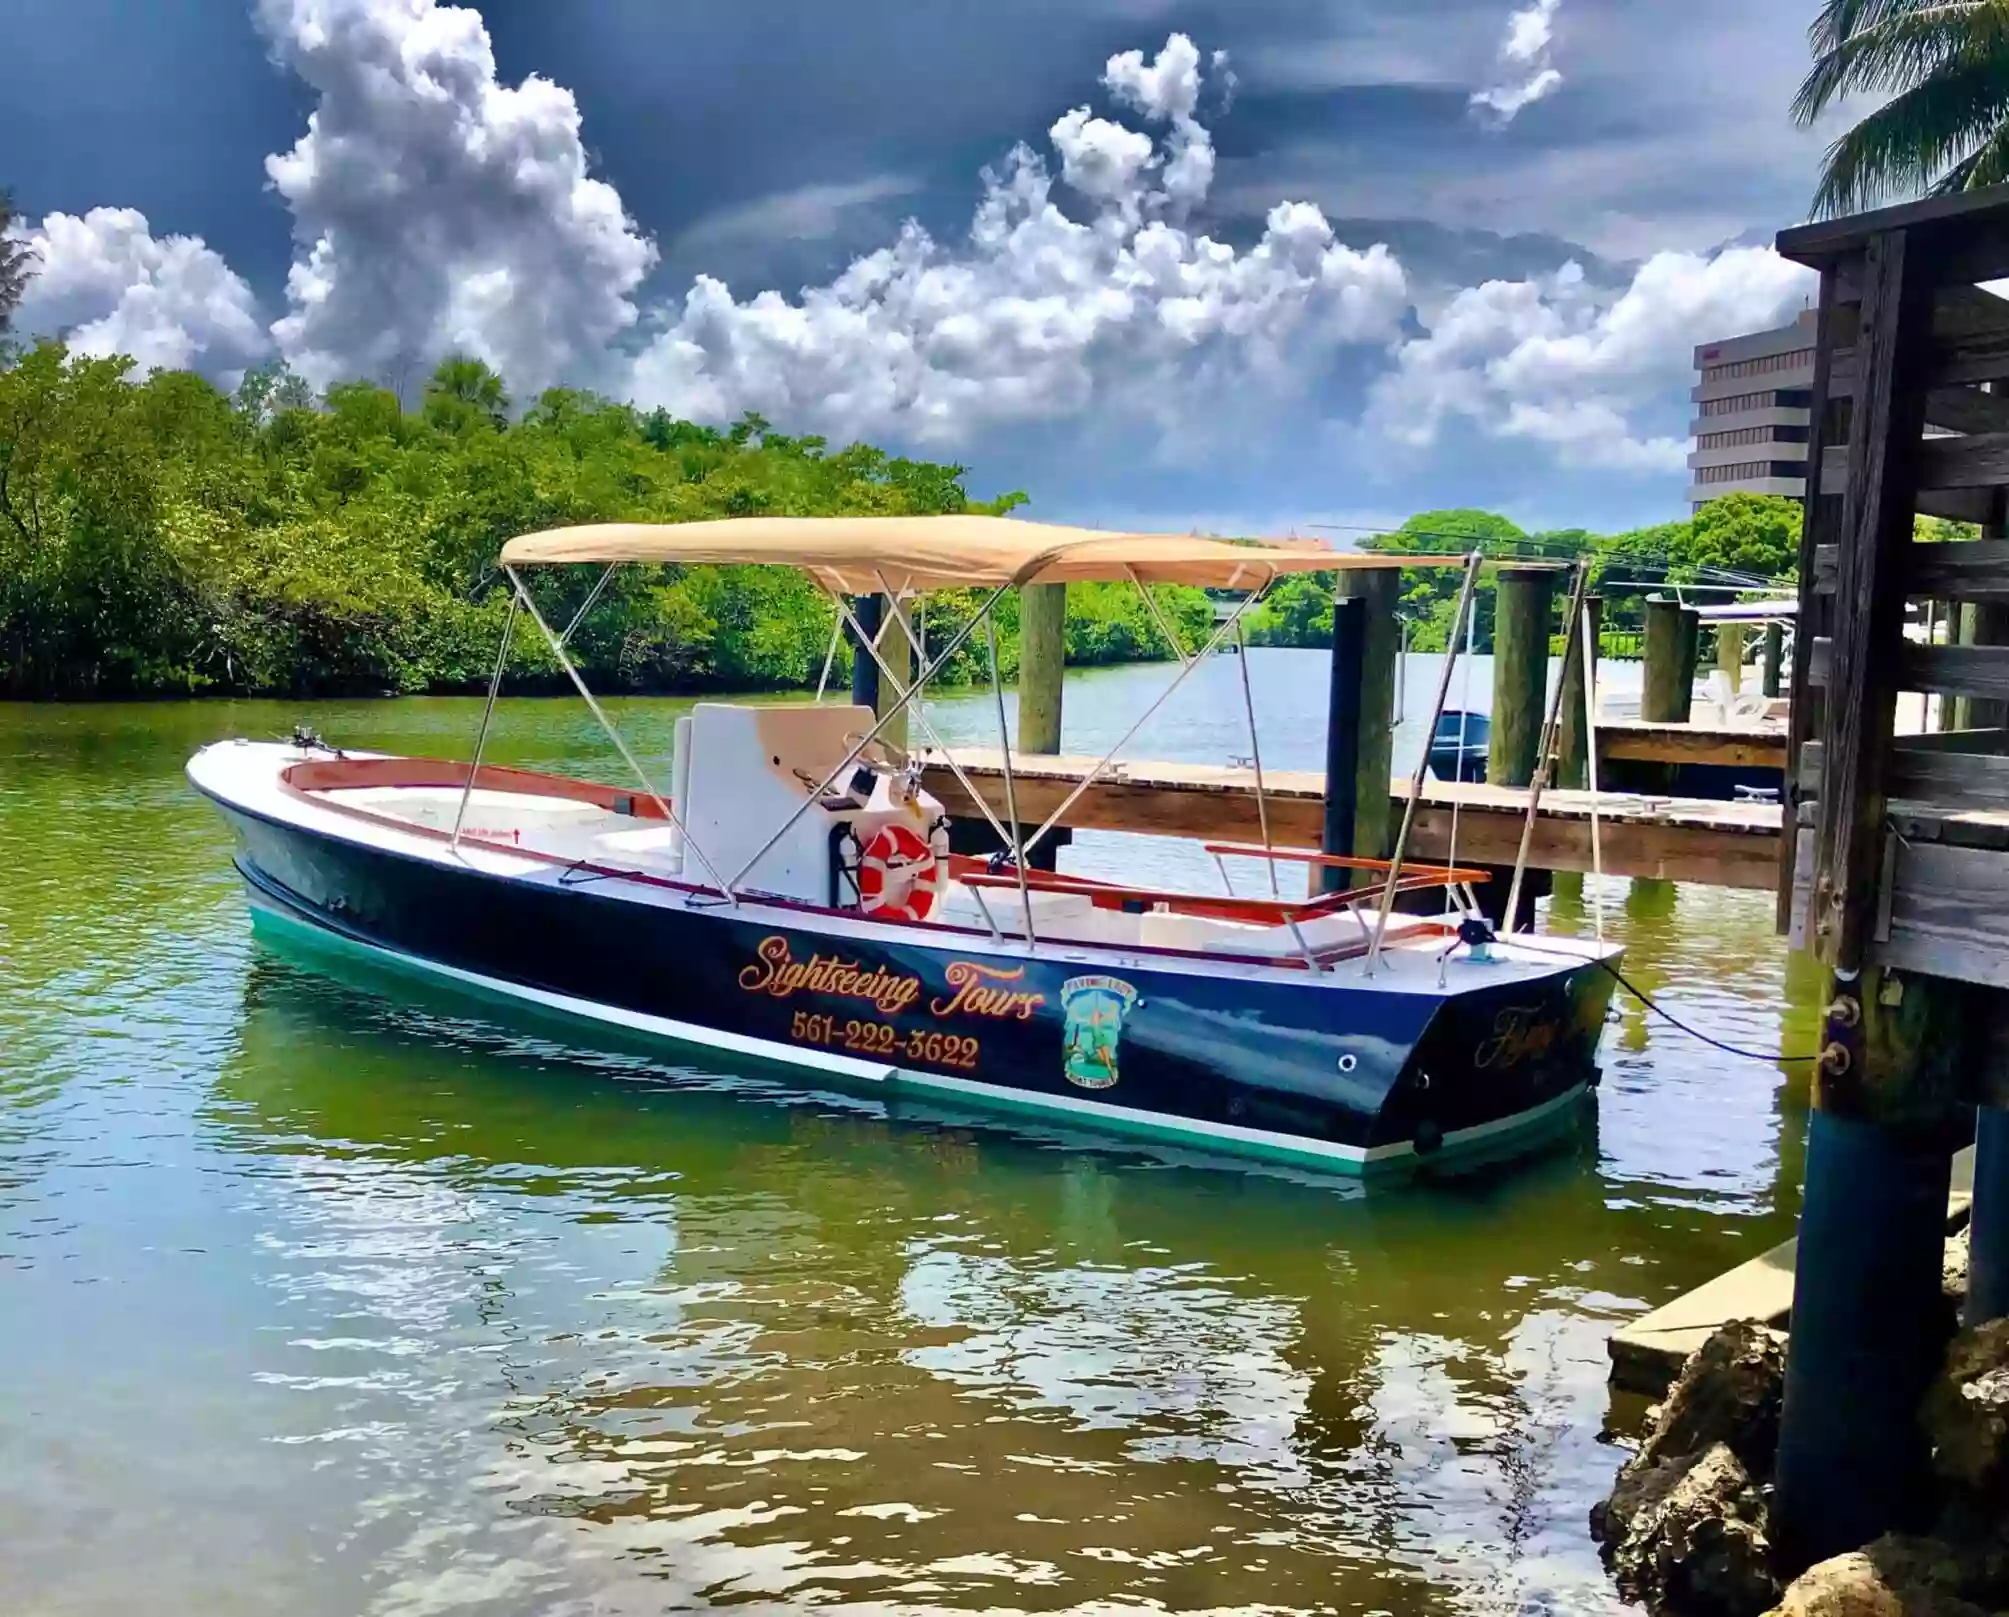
[1319, 597, 1366, 893]
[1642, 599, 1693, 724]
[849, 594, 881, 714]
[1490, 567, 1554, 787]
[1335, 568, 1401, 862]
[1763, 620, 1785, 699]
[1774, 970, 1976, 1570]
[1970, 1104, 2009, 1326]
[1017, 582, 1067, 754]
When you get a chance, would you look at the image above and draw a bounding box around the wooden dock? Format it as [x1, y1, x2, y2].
[921, 748, 1784, 889]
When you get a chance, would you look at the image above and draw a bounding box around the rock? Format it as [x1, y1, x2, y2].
[1643, 1319, 1789, 1479]
[1766, 1536, 1994, 1617]
[1943, 1229, 1969, 1306]
[1923, 1318, 2009, 1501]
[1609, 1442, 1782, 1617]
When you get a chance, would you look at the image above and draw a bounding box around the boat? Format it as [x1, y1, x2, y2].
[1427, 710, 1491, 782]
[187, 516, 1622, 1177]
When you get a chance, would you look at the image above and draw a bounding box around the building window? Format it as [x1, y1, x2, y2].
[1696, 459, 1779, 484]
[1700, 348, 1816, 383]
[1697, 424, 1811, 450]
[1697, 387, 1814, 417]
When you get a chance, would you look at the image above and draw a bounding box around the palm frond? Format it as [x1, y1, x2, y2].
[1807, 0, 1964, 58]
[1796, 1, 2000, 123]
[1811, 52, 2009, 214]
[1931, 120, 2009, 190]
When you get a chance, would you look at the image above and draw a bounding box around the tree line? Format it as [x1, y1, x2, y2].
[1240, 496, 1814, 654]
[0, 341, 1218, 700]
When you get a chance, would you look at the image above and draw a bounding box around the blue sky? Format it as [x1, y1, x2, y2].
[6, 0, 1844, 536]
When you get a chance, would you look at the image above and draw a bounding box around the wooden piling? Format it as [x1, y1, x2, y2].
[1716, 621, 1748, 697]
[1678, 607, 1701, 714]
[1762, 620, 1785, 699]
[1970, 1108, 2009, 1327]
[1334, 568, 1400, 861]
[1489, 568, 1555, 788]
[878, 592, 912, 753]
[1774, 968, 1976, 1569]
[849, 594, 881, 714]
[1319, 597, 1366, 894]
[1016, 582, 1067, 754]
[1642, 599, 1690, 724]
[1557, 596, 1602, 789]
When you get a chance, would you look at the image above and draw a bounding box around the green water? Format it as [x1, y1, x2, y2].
[0, 657, 1821, 1616]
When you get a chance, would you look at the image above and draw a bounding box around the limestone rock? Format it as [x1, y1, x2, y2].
[1766, 1536, 1993, 1617]
[1942, 1229, 1970, 1313]
[1643, 1319, 1789, 1479]
[1609, 1442, 1782, 1617]
[1924, 1319, 2009, 1502]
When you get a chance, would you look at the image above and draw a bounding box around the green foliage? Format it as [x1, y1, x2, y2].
[0, 188, 34, 336]
[1793, 0, 2009, 215]
[0, 345, 1059, 699]
[1244, 494, 1805, 653]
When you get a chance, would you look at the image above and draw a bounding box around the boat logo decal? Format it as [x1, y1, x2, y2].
[739, 936, 1045, 1022]
[1060, 975, 1140, 1091]
[1474, 1003, 1562, 1069]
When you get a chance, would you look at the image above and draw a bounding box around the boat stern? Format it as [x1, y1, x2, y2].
[1370, 938, 1619, 1162]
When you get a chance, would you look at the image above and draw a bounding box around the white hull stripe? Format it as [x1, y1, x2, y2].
[246, 891, 1589, 1177]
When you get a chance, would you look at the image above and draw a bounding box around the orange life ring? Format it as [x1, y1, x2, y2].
[858, 821, 942, 922]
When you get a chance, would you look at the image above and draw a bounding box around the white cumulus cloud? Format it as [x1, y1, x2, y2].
[1368, 246, 1816, 470]
[624, 34, 1408, 446]
[10, 207, 270, 382]
[256, 0, 656, 398]
[1470, 0, 1564, 124]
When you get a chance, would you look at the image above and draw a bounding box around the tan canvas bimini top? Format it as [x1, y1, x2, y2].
[497, 515, 1457, 593]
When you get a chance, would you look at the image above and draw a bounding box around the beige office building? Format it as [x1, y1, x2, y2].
[1686, 309, 1818, 510]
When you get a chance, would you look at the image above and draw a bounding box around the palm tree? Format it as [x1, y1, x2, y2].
[0, 188, 37, 334]
[1794, 1, 2009, 216]
[422, 353, 511, 430]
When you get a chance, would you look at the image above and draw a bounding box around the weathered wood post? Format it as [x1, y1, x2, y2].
[1016, 582, 1067, 754]
[1489, 567, 1554, 787]
[1557, 595, 1602, 789]
[1717, 621, 1748, 696]
[1762, 620, 1785, 698]
[1770, 221, 1970, 1572]
[1334, 568, 1401, 864]
[877, 592, 911, 753]
[1319, 597, 1367, 894]
[1641, 597, 1689, 723]
[1678, 606, 1702, 715]
[849, 594, 881, 713]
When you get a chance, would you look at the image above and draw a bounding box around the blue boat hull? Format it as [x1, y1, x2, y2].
[204, 790, 1614, 1177]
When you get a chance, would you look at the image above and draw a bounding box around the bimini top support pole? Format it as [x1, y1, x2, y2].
[1503, 554, 1593, 934]
[503, 565, 738, 904]
[724, 579, 1019, 894]
[1018, 573, 1277, 865]
[985, 613, 1038, 949]
[451, 589, 520, 852]
[1366, 551, 1483, 976]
